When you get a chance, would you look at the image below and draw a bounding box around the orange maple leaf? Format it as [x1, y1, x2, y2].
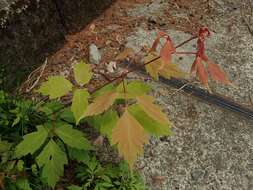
[111, 110, 149, 169]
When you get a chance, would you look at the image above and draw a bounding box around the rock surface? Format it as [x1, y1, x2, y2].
[124, 1, 253, 189]
[89, 43, 102, 64]
[0, 0, 113, 90]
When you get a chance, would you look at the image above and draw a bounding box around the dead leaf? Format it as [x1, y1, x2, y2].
[111, 110, 149, 169]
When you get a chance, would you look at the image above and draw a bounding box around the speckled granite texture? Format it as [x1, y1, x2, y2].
[125, 0, 253, 189]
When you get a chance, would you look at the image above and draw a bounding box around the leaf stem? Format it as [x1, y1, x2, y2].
[175, 36, 197, 49]
[45, 35, 199, 117]
[175, 52, 197, 55]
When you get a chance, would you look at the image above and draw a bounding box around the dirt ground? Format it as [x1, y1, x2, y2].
[21, 0, 253, 189]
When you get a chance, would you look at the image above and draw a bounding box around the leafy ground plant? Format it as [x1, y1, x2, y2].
[9, 27, 232, 189]
[68, 155, 146, 190]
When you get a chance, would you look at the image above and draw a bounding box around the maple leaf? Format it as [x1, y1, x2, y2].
[116, 81, 151, 97]
[37, 76, 73, 99]
[195, 58, 209, 89]
[71, 89, 89, 124]
[159, 61, 186, 79]
[150, 30, 167, 52]
[111, 110, 149, 169]
[128, 104, 171, 136]
[191, 56, 209, 89]
[73, 61, 93, 86]
[36, 140, 68, 188]
[207, 61, 231, 84]
[84, 92, 118, 117]
[144, 52, 186, 80]
[159, 37, 175, 68]
[136, 95, 170, 125]
[144, 52, 160, 80]
[15, 126, 48, 158]
[55, 124, 92, 150]
[191, 27, 231, 88]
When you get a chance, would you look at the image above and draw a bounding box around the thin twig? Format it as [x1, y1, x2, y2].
[175, 36, 198, 49]
[27, 59, 48, 92]
[175, 52, 197, 55]
[45, 35, 199, 117]
[169, 81, 199, 96]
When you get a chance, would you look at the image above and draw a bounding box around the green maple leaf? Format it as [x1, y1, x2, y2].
[73, 61, 93, 86]
[37, 76, 73, 99]
[68, 147, 90, 164]
[99, 111, 119, 139]
[117, 81, 151, 97]
[36, 140, 68, 188]
[55, 125, 92, 150]
[15, 126, 48, 158]
[128, 104, 171, 136]
[92, 84, 116, 98]
[15, 178, 32, 190]
[67, 185, 83, 190]
[89, 110, 119, 139]
[71, 89, 89, 124]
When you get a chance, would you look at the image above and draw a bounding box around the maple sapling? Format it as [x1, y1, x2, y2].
[34, 27, 232, 173]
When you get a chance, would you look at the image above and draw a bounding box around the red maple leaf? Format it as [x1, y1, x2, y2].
[150, 31, 176, 69]
[150, 30, 167, 52]
[191, 27, 231, 88]
[160, 36, 176, 65]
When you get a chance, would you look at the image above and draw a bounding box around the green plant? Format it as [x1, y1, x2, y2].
[68, 155, 146, 190]
[0, 91, 45, 139]
[9, 27, 231, 189]
[36, 60, 172, 172]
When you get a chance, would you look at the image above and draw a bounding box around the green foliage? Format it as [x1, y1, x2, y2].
[0, 53, 173, 189]
[15, 126, 48, 158]
[73, 61, 93, 86]
[36, 140, 68, 187]
[117, 81, 151, 97]
[128, 104, 171, 136]
[0, 91, 44, 138]
[37, 76, 73, 99]
[14, 120, 92, 188]
[71, 89, 89, 124]
[55, 124, 92, 150]
[87, 110, 119, 140]
[36, 60, 172, 168]
[70, 157, 147, 190]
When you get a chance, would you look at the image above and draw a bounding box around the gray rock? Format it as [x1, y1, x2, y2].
[125, 0, 253, 189]
[89, 43, 101, 64]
